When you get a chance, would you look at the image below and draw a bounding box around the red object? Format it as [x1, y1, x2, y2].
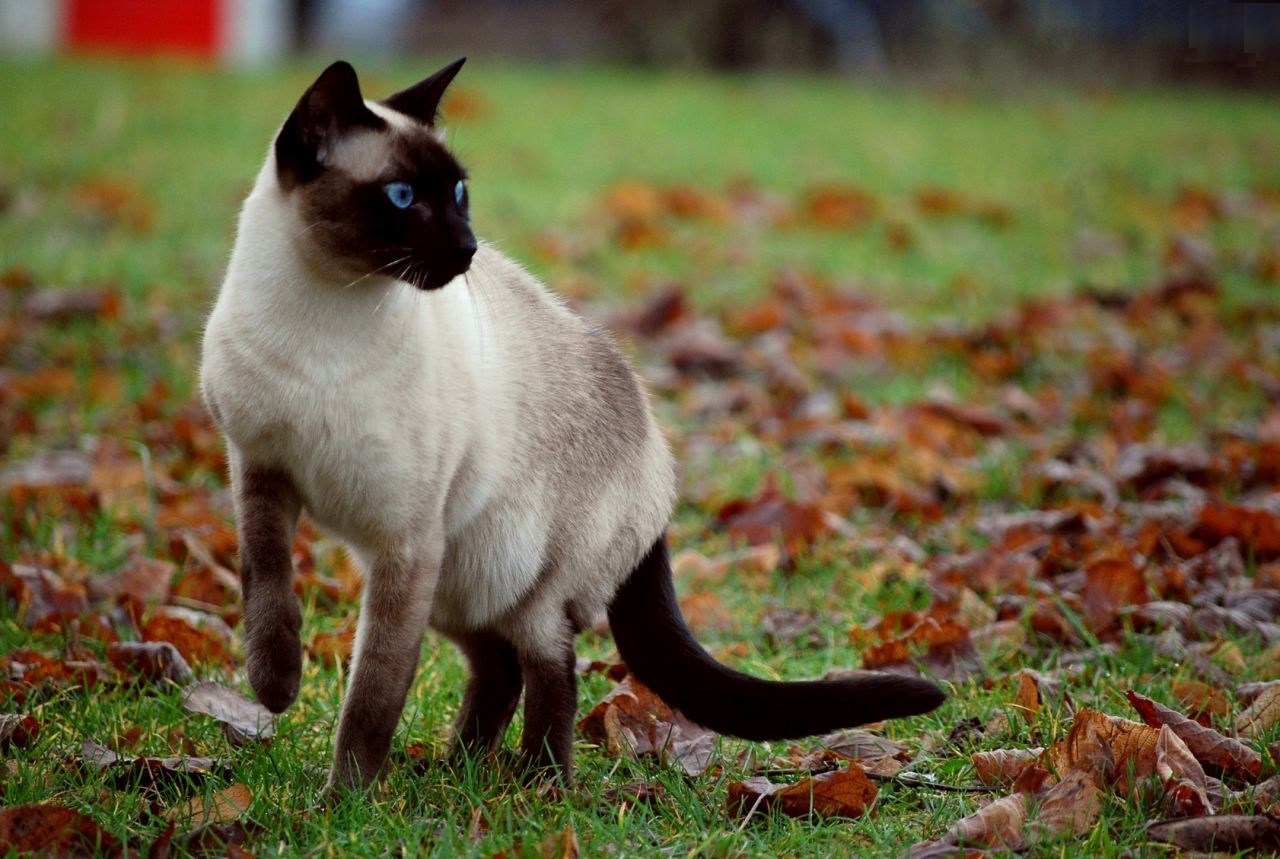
[65, 0, 223, 58]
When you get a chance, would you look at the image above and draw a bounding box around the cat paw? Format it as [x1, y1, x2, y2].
[245, 621, 302, 713]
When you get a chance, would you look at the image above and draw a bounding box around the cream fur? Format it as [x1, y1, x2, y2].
[200, 122, 677, 663]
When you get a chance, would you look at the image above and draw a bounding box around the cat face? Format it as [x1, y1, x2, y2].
[275, 60, 477, 291]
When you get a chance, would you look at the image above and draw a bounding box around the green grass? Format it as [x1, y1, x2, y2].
[2, 57, 1280, 856]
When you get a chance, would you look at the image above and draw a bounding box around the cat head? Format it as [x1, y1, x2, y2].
[274, 59, 476, 291]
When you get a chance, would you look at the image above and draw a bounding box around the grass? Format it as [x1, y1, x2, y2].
[2, 56, 1280, 856]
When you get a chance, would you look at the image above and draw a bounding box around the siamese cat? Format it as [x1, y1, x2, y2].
[200, 59, 945, 792]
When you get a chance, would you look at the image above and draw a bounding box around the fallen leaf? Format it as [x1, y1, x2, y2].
[1, 562, 89, 630]
[1148, 814, 1280, 852]
[578, 676, 716, 775]
[859, 613, 980, 682]
[920, 793, 1028, 852]
[141, 607, 234, 667]
[717, 474, 830, 551]
[1029, 768, 1103, 842]
[971, 748, 1042, 788]
[0, 804, 121, 857]
[1156, 724, 1215, 816]
[107, 641, 193, 686]
[1044, 708, 1159, 793]
[1237, 681, 1280, 739]
[539, 824, 579, 859]
[181, 682, 274, 746]
[1082, 555, 1150, 634]
[0, 713, 39, 750]
[167, 783, 252, 829]
[1126, 690, 1261, 782]
[727, 763, 877, 820]
[87, 557, 174, 606]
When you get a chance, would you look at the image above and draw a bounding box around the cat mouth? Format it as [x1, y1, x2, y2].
[407, 240, 478, 291]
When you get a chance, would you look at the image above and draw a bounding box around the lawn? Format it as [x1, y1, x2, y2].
[2, 56, 1280, 856]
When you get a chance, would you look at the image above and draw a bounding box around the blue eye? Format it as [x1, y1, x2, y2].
[385, 182, 414, 209]
[455, 180, 467, 207]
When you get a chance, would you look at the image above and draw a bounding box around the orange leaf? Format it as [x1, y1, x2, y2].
[727, 763, 877, 820]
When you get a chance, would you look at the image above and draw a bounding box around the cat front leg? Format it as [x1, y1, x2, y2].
[233, 459, 304, 714]
[328, 539, 442, 791]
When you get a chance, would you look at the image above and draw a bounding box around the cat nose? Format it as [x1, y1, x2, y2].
[455, 235, 477, 268]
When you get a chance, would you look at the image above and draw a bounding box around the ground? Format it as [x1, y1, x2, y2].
[1, 58, 1280, 857]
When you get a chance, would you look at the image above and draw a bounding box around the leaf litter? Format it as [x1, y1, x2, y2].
[4, 164, 1280, 853]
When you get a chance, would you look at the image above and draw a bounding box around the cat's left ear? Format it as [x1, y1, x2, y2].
[382, 58, 466, 126]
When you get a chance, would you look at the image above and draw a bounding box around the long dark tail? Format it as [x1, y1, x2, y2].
[606, 537, 946, 740]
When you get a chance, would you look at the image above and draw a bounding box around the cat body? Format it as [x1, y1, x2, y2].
[200, 60, 943, 791]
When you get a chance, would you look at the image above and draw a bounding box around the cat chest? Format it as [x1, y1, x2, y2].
[209, 363, 427, 538]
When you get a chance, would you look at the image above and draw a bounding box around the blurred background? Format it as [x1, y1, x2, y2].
[3, 0, 1279, 86]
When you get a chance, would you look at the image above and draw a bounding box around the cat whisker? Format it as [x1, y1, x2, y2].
[341, 255, 412, 291]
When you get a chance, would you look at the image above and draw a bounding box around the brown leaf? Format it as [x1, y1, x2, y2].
[79, 740, 222, 795]
[716, 474, 829, 551]
[174, 819, 262, 857]
[1082, 555, 1150, 634]
[578, 677, 716, 775]
[971, 748, 1042, 788]
[167, 784, 252, 829]
[0, 713, 39, 750]
[1030, 768, 1104, 842]
[141, 607, 234, 667]
[1011, 669, 1068, 723]
[928, 793, 1028, 851]
[727, 763, 877, 820]
[1148, 814, 1280, 852]
[539, 824, 578, 859]
[0, 804, 121, 857]
[181, 682, 274, 746]
[1126, 690, 1262, 782]
[1, 562, 89, 630]
[1238, 682, 1280, 740]
[107, 641, 193, 686]
[859, 614, 980, 682]
[307, 619, 356, 669]
[1044, 708, 1159, 793]
[1156, 724, 1215, 816]
[88, 557, 174, 606]
[820, 728, 909, 763]
[1195, 502, 1280, 561]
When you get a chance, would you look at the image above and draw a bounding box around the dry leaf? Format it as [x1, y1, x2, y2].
[971, 748, 1042, 787]
[1029, 768, 1103, 842]
[926, 793, 1028, 852]
[181, 682, 274, 746]
[0, 804, 121, 857]
[727, 763, 877, 820]
[141, 607, 234, 667]
[107, 641, 193, 686]
[578, 676, 716, 775]
[539, 824, 579, 859]
[167, 783, 252, 828]
[1043, 708, 1159, 793]
[1155, 724, 1215, 816]
[0, 713, 39, 750]
[1126, 690, 1262, 782]
[1237, 681, 1280, 739]
[1149, 814, 1280, 852]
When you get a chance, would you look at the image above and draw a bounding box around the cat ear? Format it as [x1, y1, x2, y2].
[382, 58, 466, 126]
[275, 61, 385, 188]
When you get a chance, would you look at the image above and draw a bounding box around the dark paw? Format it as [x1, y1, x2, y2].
[246, 624, 302, 713]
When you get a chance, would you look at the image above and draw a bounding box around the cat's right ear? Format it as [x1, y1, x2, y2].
[275, 61, 386, 189]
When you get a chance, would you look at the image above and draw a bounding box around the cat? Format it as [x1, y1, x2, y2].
[199, 59, 945, 792]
